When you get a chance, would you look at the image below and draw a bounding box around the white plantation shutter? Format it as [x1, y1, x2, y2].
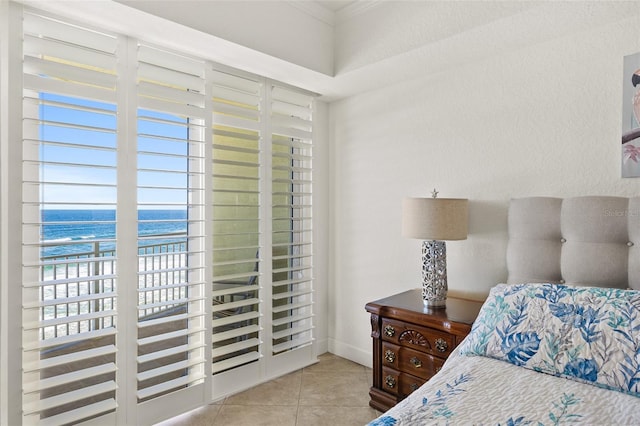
[8, 5, 317, 424]
[21, 11, 119, 425]
[210, 68, 263, 375]
[270, 84, 314, 354]
[135, 44, 207, 403]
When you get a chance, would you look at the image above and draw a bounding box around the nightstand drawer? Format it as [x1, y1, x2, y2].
[381, 366, 400, 396]
[382, 342, 444, 380]
[382, 342, 401, 369]
[382, 366, 428, 398]
[381, 318, 454, 358]
[399, 346, 444, 379]
[399, 372, 426, 397]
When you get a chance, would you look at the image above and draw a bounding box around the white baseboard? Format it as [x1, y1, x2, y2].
[328, 338, 372, 368]
[315, 337, 329, 356]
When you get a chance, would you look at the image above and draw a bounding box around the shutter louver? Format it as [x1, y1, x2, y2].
[136, 44, 207, 401]
[270, 85, 314, 355]
[22, 12, 119, 424]
[211, 68, 263, 374]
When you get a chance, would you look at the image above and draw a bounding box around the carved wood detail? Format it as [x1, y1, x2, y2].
[370, 314, 380, 338]
[398, 329, 430, 348]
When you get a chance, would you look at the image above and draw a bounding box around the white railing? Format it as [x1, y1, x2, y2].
[40, 233, 188, 340]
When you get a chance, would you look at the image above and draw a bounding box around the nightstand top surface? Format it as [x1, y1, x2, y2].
[365, 289, 484, 326]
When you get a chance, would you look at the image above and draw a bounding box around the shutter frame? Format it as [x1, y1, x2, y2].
[21, 11, 120, 424]
[135, 42, 207, 404]
[270, 84, 314, 356]
[211, 67, 264, 378]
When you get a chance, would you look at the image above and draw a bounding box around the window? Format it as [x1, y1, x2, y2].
[6, 6, 316, 425]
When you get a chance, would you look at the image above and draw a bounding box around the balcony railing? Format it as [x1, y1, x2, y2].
[39, 232, 188, 341]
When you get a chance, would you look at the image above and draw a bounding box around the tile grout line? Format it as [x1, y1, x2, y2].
[294, 365, 304, 425]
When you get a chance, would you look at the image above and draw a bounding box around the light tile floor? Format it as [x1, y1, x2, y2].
[157, 353, 382, 426]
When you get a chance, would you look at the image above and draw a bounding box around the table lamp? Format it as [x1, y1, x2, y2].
[402, 189, 468, 308]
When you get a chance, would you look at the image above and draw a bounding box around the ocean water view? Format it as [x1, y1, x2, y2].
[39, 209, 190, 338]
[42, 209, 188, 258]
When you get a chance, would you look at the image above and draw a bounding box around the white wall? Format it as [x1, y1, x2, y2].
[115, 0, 334, 76]
[328, 10, 640, 366]
[333, 1, 536, 74]
[313, 99, 330, 355]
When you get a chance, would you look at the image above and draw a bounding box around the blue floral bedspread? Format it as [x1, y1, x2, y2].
[368, 283, 640, 425]
[369, 353, 640, 425]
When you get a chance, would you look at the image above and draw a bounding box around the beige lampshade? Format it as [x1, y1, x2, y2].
[402, 197, 468, 241]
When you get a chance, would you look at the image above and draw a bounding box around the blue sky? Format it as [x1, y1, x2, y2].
[39, 93, 189, 209]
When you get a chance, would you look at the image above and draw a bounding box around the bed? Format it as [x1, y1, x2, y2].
[369, 196, 640, 425]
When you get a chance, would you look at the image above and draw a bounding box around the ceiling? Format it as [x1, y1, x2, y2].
[315, 1, 357, 12]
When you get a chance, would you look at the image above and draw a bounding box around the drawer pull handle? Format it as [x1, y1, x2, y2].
[435, 338, 448, 352]
[385, 375, 396, 388]
[410, 383, 419, 392]
[384, 325, 396, 337]
[410, 357, 422, 368]
[384, 350, 396, 363]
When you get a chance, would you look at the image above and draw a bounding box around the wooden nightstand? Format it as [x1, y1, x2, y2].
[365, 289, 483, 412]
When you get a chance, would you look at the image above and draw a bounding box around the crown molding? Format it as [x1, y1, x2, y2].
[335, 0, 383, 23]
[287, 1, 383, 27]
[287, 1, 336, 26]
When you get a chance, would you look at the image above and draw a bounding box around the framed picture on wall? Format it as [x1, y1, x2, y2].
[622, 51, 640, 177]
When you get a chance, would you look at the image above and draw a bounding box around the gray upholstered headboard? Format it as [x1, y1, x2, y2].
[506, 196, 640, 290]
